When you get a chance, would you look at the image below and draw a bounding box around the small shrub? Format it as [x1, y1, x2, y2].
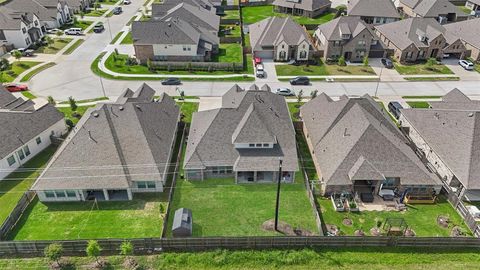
[310, 90, 318, 99]
[337, 56, 346, 66]
[86, 240, 102, 264]
[68, 96, 77, 112]
[47, 96, 56, 105]
[126, 57, 137, 66]
[44, 243, 63, 264]
[65, 119, 74, 130]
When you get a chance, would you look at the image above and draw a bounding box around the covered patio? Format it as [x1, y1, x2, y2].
[235, 171, 295, 183]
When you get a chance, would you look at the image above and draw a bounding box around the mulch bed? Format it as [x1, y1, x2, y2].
[404, 228, 416, 237]
[262, 219, 314, 236]
[437, 215, 450, 228]
[342, 218, 353, 226]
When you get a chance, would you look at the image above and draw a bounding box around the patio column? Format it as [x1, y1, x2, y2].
[103, 189, 109, 201]
[127, 189, 133, 200]
[254, 171, 257, 182]
[235, 171, 238, 184]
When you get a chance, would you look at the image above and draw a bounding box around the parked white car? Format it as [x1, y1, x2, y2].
[275, 88, 295, 96]
[255, 64, 265, 78]
[459, 60, 474, 70]
[64, 28, 83, 35]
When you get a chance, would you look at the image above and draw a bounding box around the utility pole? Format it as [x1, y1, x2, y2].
[99, 75, 106, 97]
[274, 159, 283, 232]
[374, 66, 384, 98]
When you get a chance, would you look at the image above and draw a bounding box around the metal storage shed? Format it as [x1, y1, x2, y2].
[172, 208, 193, 237]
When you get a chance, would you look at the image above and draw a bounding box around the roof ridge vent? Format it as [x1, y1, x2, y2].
[93, 112, 99, 117]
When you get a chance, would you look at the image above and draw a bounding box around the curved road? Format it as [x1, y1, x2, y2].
[29, 0, 480, 101]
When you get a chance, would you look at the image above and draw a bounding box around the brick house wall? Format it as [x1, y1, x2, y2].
[134, 45, 154, 64]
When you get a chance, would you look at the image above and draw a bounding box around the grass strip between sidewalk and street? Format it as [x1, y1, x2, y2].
[20, 62, 56, 82]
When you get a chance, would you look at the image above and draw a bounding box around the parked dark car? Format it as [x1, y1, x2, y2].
[388, 101, 403, 120]
[93, 22, 105, 33]
[113, 6, 122, 14]
[161, 78, 181, 85]
[381, 58, 394, 69]
[289, 76, 309, 85]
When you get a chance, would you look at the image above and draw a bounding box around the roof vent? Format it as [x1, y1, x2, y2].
[468, 112, 474, 117]
[93, 112, 99, 117]
[119, 106, 124, 111]
[135, 104, 142, 111]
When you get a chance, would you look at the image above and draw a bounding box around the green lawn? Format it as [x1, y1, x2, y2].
[241, 5, 335, 25]
[98, 0, 119, 4]
[3, 247, 480, 269]
[244, 34, 251, 47]
[0, 61, 42, 82]
[213, 44, 243, 63]
[287, 102, 304, 121]
[223, 10, 240, 20]
[34, 38, 72, 54]
[110, 31, 124, 44]
[120, 31, 133, 44]
[246, 53, 254, 75]
[275, 64, 376, 76]
[0, 146, 57, 225]
[407, 101, 430, 108]
[318, 196, 470, 237]
[57, 105, 93, 125]
[83, 9, 108, 17]
[60, 20, 93, 30]
[58, 97, 109, 104]
[8, 193, 167, 240]
[63, 39, 84, 55]
[219, 24, 241, 37]
[296, 132, 319, 180]
[402, 95, 441, 99]
[20, 62, 56, 82]
[177, 102, 198, 123]
[404, 77, 459, 81]
[394, 62, 454, 75]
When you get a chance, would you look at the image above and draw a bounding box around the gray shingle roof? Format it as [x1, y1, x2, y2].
[375, 18, 451, 50]
[154, 3, 219, 32]
[315, 16, 373, 41]
[347, 0, 400, 18]
[429, 88, 480, 110]
[32, 85, 180, 191]
[0, 86, 64, 159]
[132, 19, 199, 45]
[406, 0, 465, 17]
[300, 93, 439, 186]
[444, 18, 480, 50]
[184, 84, 298, 172]
[401, 90, 480, 189]
[272, 0, 331, 12]
[249, 16, 312, 51]
[4, 0, 59, 22]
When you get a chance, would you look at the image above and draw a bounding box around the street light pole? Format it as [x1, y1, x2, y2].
[274, 159, 283, 232]
[99, 75, 106, 97]
[374, 66, 383, 98]
[106, 17, 113, 41]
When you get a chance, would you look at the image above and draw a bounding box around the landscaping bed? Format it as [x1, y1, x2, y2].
[275, 63, 376, 76]
[57, 105, 94, 125]
[1, 61, 42, 82]
[34, 38, 72, 54]
[219, 24, 241, 37]
[317, 196, 470, 237]
[83, 9, 108, 17]
[241, 5, 335, 25]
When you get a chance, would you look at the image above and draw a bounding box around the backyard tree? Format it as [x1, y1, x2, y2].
[68, 96, 77, 112]
[180, 90, 185, 100]
[310, 89, 318, 99]
[120, 240, 138, 269]
[86, 240, 102, 265]
[338, 56, 346, 66]
[12, 50, 22, 62]
[44, 243, 63, 267]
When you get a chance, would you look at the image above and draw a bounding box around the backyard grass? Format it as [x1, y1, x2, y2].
[20, 62, 56, 82]
[394, 62, 454, 75]
[3, 247, 480, 269]
[296, 132, 319, 180]
[287, 102, 304, 121]
[120, 31, 133, 44]
[63, 39, 84, 55]
[407, 101, 430, 108]
[34, 38, 72, 54]
[0, 146, 57, 225]
[8, 193, 167, 240]
[60, 20, 93, 30]
[110, 31, 124, 44]
[57, 105, 93, 125]
[244, 34, 251, 47]
[317, 196, 470, 237]
[83, 9, 108, 17]
[219, 24, 241, 37]
[275, 64, 376, 76]
[213, 43, 243, 63]
[223, 10, 240, 20]
[0, 61, 41, 82]
[177, 101, 198, 123]
[241, 5, 335, 25]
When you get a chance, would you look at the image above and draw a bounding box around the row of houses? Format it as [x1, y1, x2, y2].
[0, 0, 93, 49]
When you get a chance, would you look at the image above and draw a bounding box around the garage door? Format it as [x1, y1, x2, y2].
[369, 50, 385, 58]
[255, 50, 274, 59]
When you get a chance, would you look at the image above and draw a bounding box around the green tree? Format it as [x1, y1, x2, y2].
[425, 58, 437, 70]
[310, 89, 318, 99]
[297, 89, 303, 104]
[179, 90, 185, 101]
[337, 56, 346, 66]
[12, 50, 22, 62]
[0, 58, 10, 71]
[362, 56, 369, 67]
[79, 11, 84, 19]
[44, 243, 63, 265]
[45, 36, 53, 48]
[86, 240, 102, 264]
[47, 96, 56, 105]
[120, 241, 133, 256]
[68, 96, 77, 112]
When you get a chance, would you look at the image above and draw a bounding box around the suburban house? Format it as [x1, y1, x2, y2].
[313, 16, 388, 62]
[0, 9, 44, 48]
[300, 93, 442, 197]
[400, 89, 480, 201]
[347, 0, 401, 25]
[272, 0, 331, 18]
[0, 86, 65, 181]
[397, 0, 468, 23]
[152, 0, 222, 16]
[444, 18, 480, 61]
[4, 0, 71, 29]
[249, 16, 313, 61]
[465, 0, 480, 14]
[374, 18, 466, 62]
[31, 84, 180, 202]
[65, 0, 92, 13]
[183, 84, 298, 183]
[132, 3, 220, 63]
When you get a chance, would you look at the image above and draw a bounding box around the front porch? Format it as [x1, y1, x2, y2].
[235, 171, 295, 183]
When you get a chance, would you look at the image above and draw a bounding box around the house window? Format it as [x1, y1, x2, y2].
[279, 51, 286, 59]
[249, 143, 255, 147]
[183, 45, 187, 51]
[25, 38, 30, 45]
[226, 167, 233, 174]
[358, 40, 366, 46]
[55, 191, 66, 198]
[23, 145, 30, 157]
[299, 51, 307, 59]
[34, 21, 38, 26]
[17, 149, 25, 161]
[256, 143, 262, 147]
[36, 137, 42, 144]
[137, 181, 154, 188]
[147, 182, 156, 188]
[66, 190, 76, 197]
[7, 155, 16, 166]
[212, 167, 219, 174]
[263, 143, 269, 147]
[282, 44, 285, 49]
[45, 191, 55, 198]
[138, 181, 146, 188]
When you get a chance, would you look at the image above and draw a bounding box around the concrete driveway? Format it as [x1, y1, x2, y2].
[255, 59, 278, 83]
[441, 58, 480, 81]
[369, 58, 403, 81]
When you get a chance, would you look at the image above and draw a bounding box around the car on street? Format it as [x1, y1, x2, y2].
[65, 28, 83, 35]
[123, 0, 131, 4]
[388, 101, 403, 120]
[161, 78, 181, 85]
[289, 76, 309, 85]
[4, 83, 28, 92]
[113, 6, 122, 14]
[381, 58, 394, 69]
[459, 59, 474, 70]
[275, 88, 295, 96]
[255, 64, 265, 78]
[93, 22, 105, 33]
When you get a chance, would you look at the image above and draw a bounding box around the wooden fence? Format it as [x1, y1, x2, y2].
[1, 236, 480, 256]
[0, 191, 36, 241]
[447, 192, 480, 237]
